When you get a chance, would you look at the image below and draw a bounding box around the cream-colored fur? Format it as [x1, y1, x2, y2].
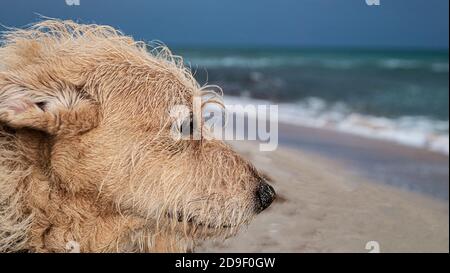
[0, 19, 269, 252]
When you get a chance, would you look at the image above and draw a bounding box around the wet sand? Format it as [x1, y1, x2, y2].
[279, 123, 449, 200]
[198, 124, 449, 253]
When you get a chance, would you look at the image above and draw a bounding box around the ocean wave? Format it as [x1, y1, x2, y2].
[378, 59, 450, 72]
[188, 56, 361, 69]
[187, 56, 449, 73]
[187, 56, 308, 68]
[224, 96, 449, 155]
[378, 59, 422, 69]
[431, 62, 450, 73]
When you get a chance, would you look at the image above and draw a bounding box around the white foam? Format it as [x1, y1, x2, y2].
[224, 96, 449, 156]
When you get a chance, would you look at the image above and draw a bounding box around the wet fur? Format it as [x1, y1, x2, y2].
[0, 19, 263, 252]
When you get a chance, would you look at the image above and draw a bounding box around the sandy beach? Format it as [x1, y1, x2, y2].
[199, 124, 449, 253]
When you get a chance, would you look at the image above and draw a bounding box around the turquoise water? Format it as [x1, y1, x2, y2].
[176, 48, 449, 121]
[174, 48, 449, 154]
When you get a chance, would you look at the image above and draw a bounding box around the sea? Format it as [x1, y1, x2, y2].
[176, 48, 449, 155]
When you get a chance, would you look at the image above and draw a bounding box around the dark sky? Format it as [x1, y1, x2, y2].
[0, 0, 448, 49]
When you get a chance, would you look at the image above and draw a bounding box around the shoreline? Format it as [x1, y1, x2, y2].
[224, 96, 449, 156]
[276, 122, 449, 200]
[199, 140, 449, 252]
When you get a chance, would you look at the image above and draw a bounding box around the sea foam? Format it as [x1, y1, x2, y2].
[224, 96, 449, 155]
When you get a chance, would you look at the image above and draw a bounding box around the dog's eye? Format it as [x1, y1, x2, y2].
[180, 112, 194, 138]
[35, 101, 47, 111]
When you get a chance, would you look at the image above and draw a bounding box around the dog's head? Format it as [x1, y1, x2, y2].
[0, 20, 275, 246]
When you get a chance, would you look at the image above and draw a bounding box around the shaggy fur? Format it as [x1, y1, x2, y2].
[0, 19, 273, 252]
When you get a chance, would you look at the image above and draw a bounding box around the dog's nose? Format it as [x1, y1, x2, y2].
[255, 181, 276, 213]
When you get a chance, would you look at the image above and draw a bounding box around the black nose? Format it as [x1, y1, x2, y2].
[255, 182, 276, 213]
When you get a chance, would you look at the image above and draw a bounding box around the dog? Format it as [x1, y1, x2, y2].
[0, 19, 275, 252]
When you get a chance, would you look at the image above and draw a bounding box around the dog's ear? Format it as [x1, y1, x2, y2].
[0, 82, 100, 136]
